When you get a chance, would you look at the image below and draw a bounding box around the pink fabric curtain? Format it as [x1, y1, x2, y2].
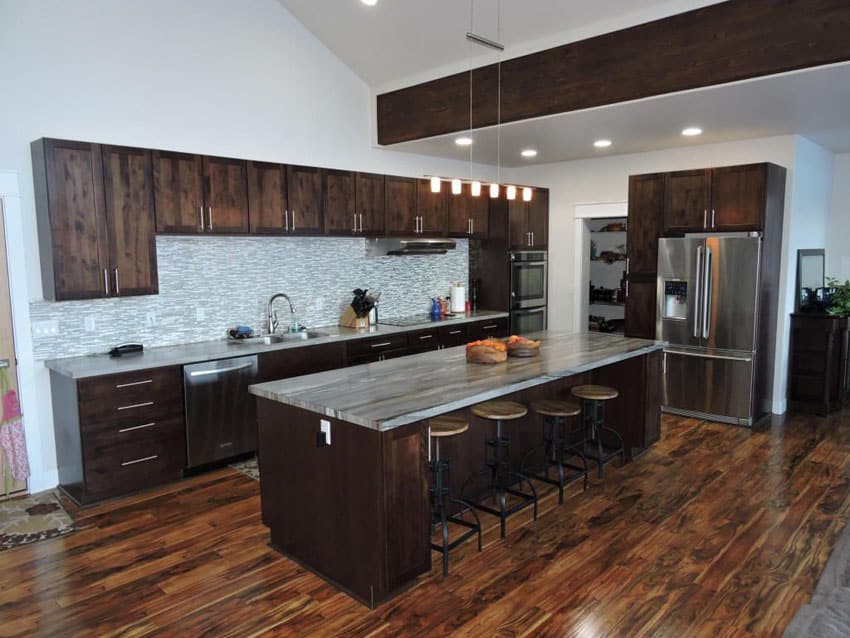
[0, 369, 28, 482]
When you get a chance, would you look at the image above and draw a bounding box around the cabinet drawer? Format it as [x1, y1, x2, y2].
[83, 417, 186, 498]
[82, 413, 185, 445]
[406, 328, 439, 347]
[78, 366, 183, 424]
[438, 324, 469, 348]
[346, 333, 408, 358]
[468, 317, 510, 340]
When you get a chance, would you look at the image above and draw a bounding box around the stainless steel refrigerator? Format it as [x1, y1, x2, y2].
[656, 235, 775, 426]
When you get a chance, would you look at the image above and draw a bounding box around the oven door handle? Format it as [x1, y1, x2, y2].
[515, 261, 547, 267]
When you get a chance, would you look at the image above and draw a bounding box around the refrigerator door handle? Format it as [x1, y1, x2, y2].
[702, 246, 713, 339]
[693, 246, 703, 338]
[665, 349, 753, 363]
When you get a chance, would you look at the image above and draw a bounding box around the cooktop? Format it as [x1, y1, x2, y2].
[379, 314, 463, 327]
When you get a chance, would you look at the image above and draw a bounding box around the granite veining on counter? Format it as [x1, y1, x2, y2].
[249, 331, 665, 431]
[43, 311, 509, 379]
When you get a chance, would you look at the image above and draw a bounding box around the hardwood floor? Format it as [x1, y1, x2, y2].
[3, 411, 849, 637]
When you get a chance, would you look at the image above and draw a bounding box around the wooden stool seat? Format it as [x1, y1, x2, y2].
[471, 400, 528, 420]
[532, 400, 582, 418]
[429, 416, 469, 437]
[571, 385, 619, 401]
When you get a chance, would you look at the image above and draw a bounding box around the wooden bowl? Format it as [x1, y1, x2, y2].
[466, 345, 508, 364]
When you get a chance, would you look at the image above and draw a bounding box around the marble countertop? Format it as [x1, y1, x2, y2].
[249, 331, 666, 431]
[44, 310, 509, 379]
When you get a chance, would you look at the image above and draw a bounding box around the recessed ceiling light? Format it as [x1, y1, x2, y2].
[521, 149, 538, 158]
[682, 127, 703, 137]
[361, 0, 378, 5]
[593, 139, 612, 149]
[455, 136, 473, 146]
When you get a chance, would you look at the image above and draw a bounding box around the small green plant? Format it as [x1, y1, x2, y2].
[826, 277, 850, 316]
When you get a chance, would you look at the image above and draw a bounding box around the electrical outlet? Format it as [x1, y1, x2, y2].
[84, 317, 96, 332]
[195, 307, 205, 322]
[313, 298, 323, 312]
[146, 312, 157, 327]
[320, 419, 332, 446]
[32, 320, 59, 337]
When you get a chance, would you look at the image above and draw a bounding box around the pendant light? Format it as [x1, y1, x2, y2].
[522, 187, 532, 202]
[471, 180, 482, 196]
[490, 183, 499, 198]
[506, 185, 517, 200]
[430, 176, 441, 193]
[452, 178, 462, 195]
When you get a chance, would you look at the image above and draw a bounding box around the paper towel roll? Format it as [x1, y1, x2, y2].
[451, 284, 466, 313]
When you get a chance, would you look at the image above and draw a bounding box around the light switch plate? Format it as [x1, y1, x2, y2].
[32, 320, 59, 337]
[320, 419, 332, 445]
[195, 307, 205, 322]
[84, 317, 96, 332]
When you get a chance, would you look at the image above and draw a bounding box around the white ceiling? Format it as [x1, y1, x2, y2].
[277, 0, 721, 91]
[387, 63, 850, 166]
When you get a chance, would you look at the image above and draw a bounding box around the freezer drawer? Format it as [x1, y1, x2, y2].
[662, 349, 755, 425]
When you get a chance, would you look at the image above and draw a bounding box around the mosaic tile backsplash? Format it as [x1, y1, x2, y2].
[30, 236, 469, 360]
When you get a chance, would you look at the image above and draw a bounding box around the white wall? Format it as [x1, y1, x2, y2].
[0, 0, 494, 492]
[505, 135, 834, 414]
[827, 153, 850, 281]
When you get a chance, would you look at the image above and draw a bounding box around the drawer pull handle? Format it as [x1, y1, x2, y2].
[370, 342, 393, 348]
[119, 422, 156, 433]
[115, 379, 153, 389]
[419, 335, 433, 340]
[121, 454, 158, 467]
[482, 324, 498, 330]
[117, 401, 154, 411]
[449, 330, 463, 335]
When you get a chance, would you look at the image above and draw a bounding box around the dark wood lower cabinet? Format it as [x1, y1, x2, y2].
[624, 275, 657, 339]
[788, 313, 850, 415]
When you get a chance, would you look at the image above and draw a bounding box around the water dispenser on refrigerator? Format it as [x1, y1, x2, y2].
[662, 281, 688, 321]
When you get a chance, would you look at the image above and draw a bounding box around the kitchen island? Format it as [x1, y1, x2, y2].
[249, 331, 665, 607]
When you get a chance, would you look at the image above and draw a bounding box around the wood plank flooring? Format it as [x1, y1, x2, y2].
[3, 411, 849, 637]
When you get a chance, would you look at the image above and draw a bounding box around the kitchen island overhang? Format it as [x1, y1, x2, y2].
[250, 331, 666, 607]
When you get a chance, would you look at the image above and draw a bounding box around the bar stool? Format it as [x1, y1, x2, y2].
[522, 400, 589, 504]
[428, 415, 482, 577]
[570, 385, 625, 479]
[462, 400, 538, 539]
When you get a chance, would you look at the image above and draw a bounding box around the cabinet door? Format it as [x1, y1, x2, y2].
[470, 188, 489, 238]
[101, 145, 158, 297]
[356, 172, 385, 235]
[385, 176, 417, 235]
[711, 164, 766, 231]
[663, 169, 711, 233]
[287, 165, 324, 234]
[257, 343, 346, 383]
[527, 188, 549, 248]
[447, 183, 472, 237]
[508, 199, 528, 249]
[38, 139, 109, 300]
[627, 174, 665, 274]
[203, 156, 249, 234]
[324, 169, 357, 235]
[416, 179, 447, 236]
[153, 150, 204, 234]
[248, 161, 287, 234]
[624, 276, 657, 339]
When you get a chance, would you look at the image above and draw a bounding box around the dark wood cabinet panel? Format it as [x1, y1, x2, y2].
[527, 188, 549, 248]
[711, 164, 767, 231]
[416, 179, 447, 236]
[247, 161, 287, 234]
[508, 198, 528, 249]
[203, 156, 249, 234]
[438, 324, 469, 348]
[663, 169, 711, 233]
[356, 172, 386, 235]
[447, 183, 473, 237]
[468, 317, 510, 340]
[624, 276, 657, 339]
[385, 176, 417, 235]
[324, 169, 357, 235]
[287, 165, 324, 234]
[788, 314, 849, 415]
[627, 173, 664, 275]
[153, 150, 204, 234]
[101, 145, 158, 297]
[257, 342, 347, 384]
[470, 188, 489, 239]
[32, 139, 108, 300]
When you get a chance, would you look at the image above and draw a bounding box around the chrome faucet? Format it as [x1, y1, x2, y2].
[267, 293, 298, 334]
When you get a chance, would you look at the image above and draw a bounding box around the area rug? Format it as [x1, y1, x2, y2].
[230, 457, 259, 481]
[0, 491, 74, 551]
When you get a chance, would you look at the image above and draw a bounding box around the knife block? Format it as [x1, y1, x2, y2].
[339, 306, 370, 329]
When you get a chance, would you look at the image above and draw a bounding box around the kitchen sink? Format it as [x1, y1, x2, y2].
[231, 331, 328, 346]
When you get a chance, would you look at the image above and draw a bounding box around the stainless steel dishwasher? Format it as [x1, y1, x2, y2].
[184, 355, 259, 468]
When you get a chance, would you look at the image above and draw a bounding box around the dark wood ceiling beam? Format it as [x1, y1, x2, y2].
[377, 0, 850, 145]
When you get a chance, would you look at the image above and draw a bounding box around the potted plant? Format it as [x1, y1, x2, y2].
[826, 277, 850, 316]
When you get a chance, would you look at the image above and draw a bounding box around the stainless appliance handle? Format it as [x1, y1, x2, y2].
[188, 362, 254, 377]
[703, 209, 707, 229]
[117, 401, 154, 411]
[353, 213, 357, 233]
[711, 208, 716, 228]
[448, 329, 463, 335]
[208, 207, 213, 231]
[693, 246, 703, 338]
[520, 261, 547, 267]
[199, 206, 205, 230]
[418, 335, 433, 340]
[702, 246, 713, 339]
[370, 342, 393, 348]
[103, 268, 110, 296]
[115, 379, 152, 389]
[665, 350, 753, 363]
[121, 454, 158, 467]
[114, 268, 120, 296]
[284, 209, 289, 231]
[482, 324, 499, 330]
[119, 422, 156, 433]
[291, 210, 296, 231]
[359, 214, 364, 233]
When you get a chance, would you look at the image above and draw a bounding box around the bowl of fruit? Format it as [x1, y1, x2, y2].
[505, 335, 542, 357]
[466, 338, 508, 364]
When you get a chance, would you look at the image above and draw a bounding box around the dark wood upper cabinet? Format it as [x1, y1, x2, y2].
[286, 165, 324, 234]
[101, 145, 158, 297]
[203, 156, 249, 234]
[385, 176, 417, 235]
[710, 164, 767, 231]
[416, 179, 447, 236]
[324, 169, 357, 235]
[247, 161, 287, 234]
[448, 182, 489, 239]
[153, 150, 204, 234]
[527, 188, 549, 248]
[663, 169, 711, 234]
[508, 198, 528, 249]
[356, 172, 386, 235]
[627, 174, 665, 275]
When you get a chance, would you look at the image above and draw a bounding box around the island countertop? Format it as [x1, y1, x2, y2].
[249, 331, 665, 431]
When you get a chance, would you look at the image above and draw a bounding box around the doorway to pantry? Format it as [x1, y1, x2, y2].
[587, 217, 627, 334]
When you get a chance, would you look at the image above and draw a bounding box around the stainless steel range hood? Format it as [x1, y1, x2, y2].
[366, 238, 456, 257]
